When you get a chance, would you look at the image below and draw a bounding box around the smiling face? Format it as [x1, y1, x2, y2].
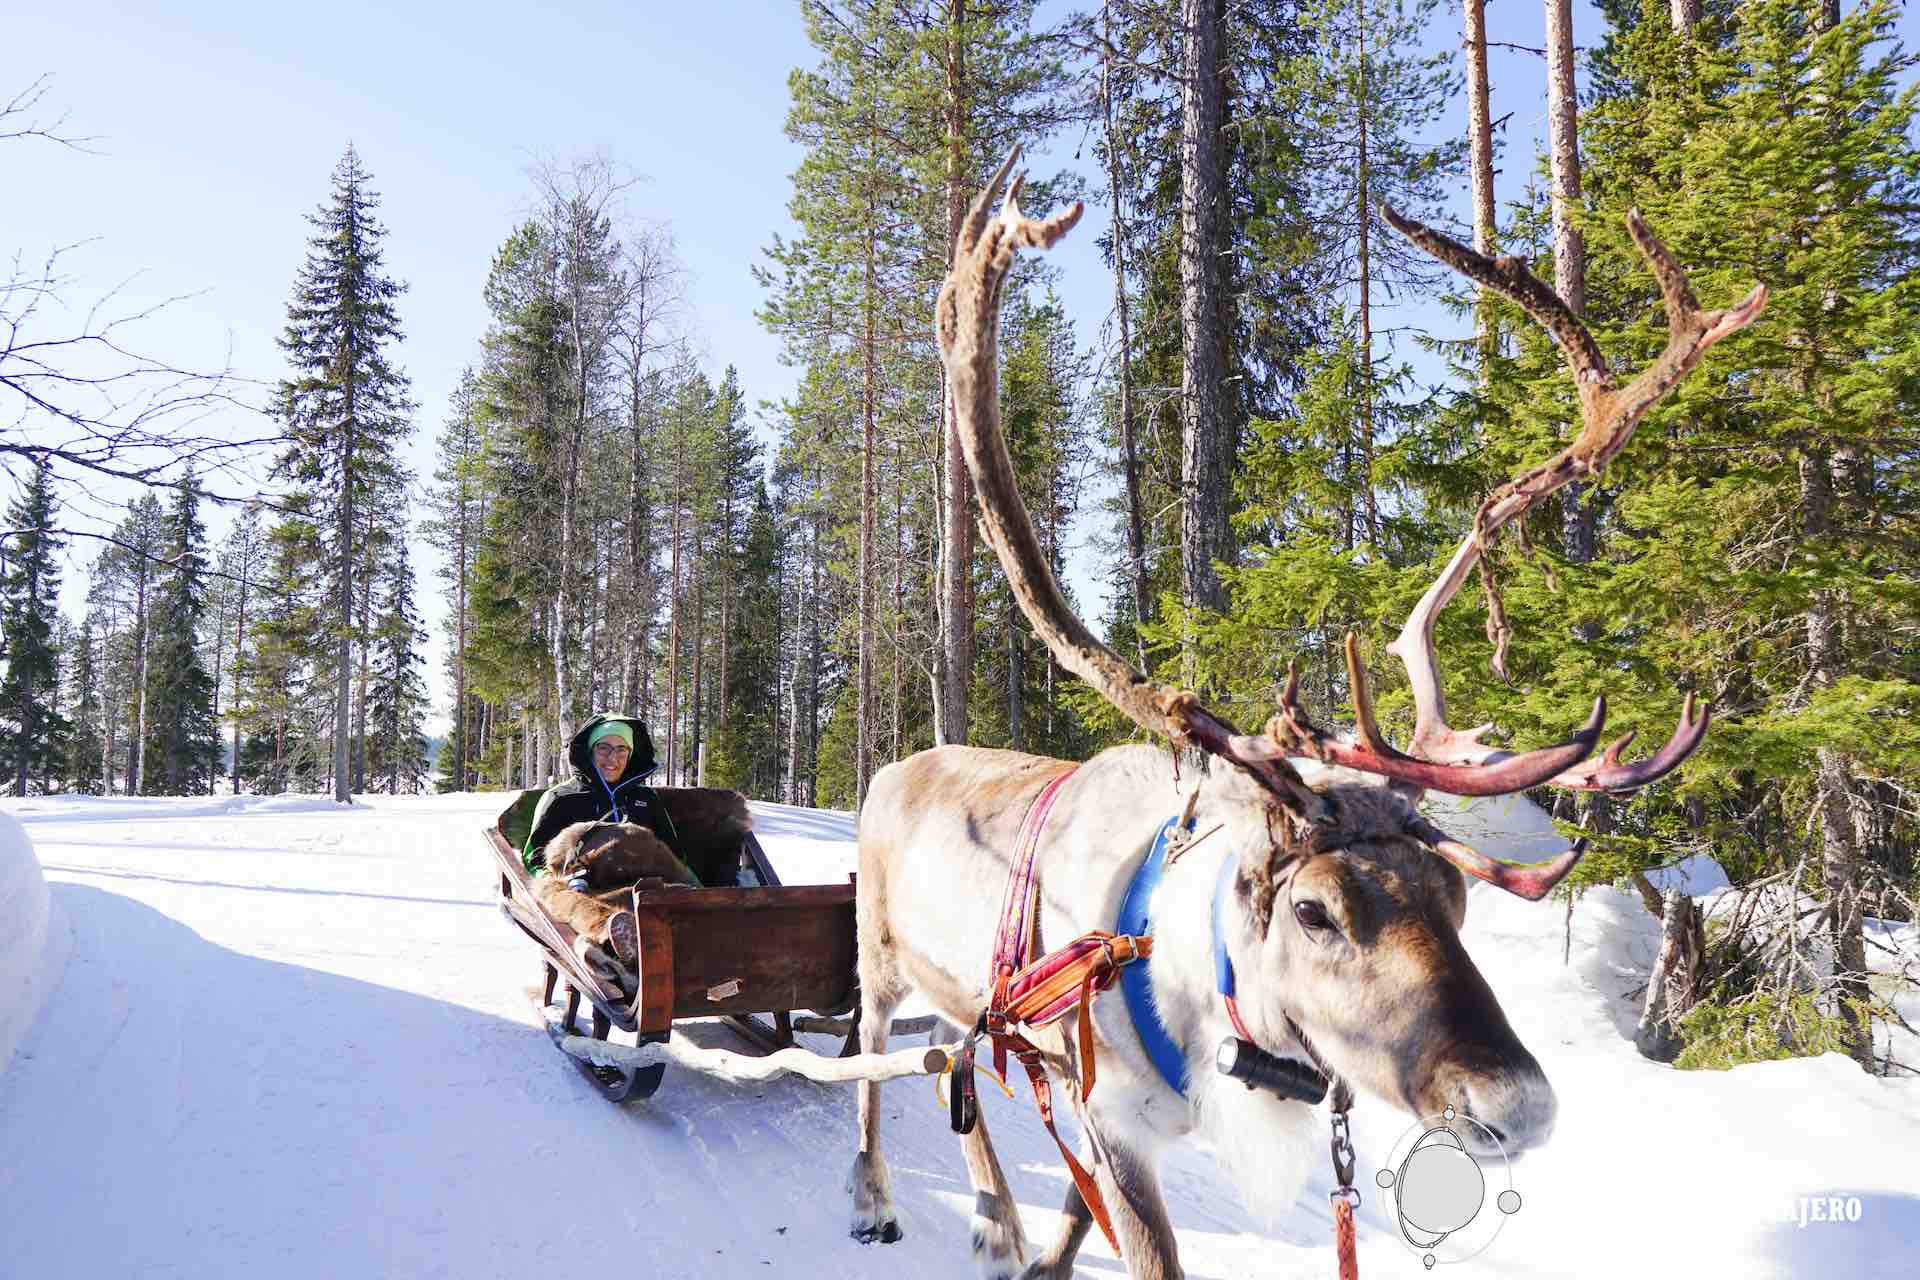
[590, 738, 631, 784]
[1228, 781, 1558, 1157]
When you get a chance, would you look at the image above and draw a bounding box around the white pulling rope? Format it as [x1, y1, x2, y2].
[550, 1024, 953, 1086]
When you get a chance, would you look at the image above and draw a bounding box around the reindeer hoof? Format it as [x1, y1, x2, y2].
[852, 1219, 903, 1245]
[606, 911, 639, 965]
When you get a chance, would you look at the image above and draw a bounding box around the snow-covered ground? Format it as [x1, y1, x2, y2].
[1, 789, 1916, 1279]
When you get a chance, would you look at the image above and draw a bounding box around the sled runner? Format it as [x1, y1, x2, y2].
[485, 789, 944, 1102]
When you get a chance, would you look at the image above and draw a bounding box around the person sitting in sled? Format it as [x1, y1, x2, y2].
[525, 714, 695, 981]
[523, 713, 681, 872]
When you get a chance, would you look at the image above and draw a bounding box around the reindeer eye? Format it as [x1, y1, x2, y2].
[1293, 899, 1333, 932]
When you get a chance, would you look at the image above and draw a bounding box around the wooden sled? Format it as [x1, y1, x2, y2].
[485, 788, 944, 1102]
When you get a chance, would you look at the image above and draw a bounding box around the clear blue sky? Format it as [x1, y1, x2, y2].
[9, 1, 1908, 730]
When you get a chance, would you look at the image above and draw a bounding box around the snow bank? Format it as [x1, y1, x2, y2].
[0, 810, 67, 1074]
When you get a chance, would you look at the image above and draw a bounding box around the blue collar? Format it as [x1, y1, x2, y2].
[1116, 814, 1242, 1097]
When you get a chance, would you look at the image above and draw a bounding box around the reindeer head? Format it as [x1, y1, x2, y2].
[1205, 765, 1550, 1153]
[937, 150, 1763, 1148]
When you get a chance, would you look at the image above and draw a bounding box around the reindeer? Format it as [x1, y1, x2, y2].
[848, 150, 1764, 1280]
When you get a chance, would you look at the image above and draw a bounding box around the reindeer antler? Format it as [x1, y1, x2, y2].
[935, 157, 1762, 902]
[937, 148, 1331, 824]
[1375, 206, 1762, 795]
[1332, 206, 1763, 897]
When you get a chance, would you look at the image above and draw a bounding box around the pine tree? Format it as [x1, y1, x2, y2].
[0, 462, 69, 794]
[423, 371, 484, 792]
[273, 144, 415, 802]
[100, 494, 165, 793]
[142, 480, 222, 794]
[214, 506, 267, 793]
[1288, 0, 1463, 549]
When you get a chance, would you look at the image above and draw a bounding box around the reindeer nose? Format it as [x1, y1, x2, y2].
[1456, 1063, 1557, 1156]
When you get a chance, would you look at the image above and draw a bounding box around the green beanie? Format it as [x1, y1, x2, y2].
[587, 721, 634, 750]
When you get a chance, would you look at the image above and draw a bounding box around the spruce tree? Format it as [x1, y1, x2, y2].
[0, 462, 69, 794]
[707, 482, 783, 797]
[366, 530, 430, 794]
[65, 611, 104, 794]
[273, 144, 415, 802]
[140, 480, 221, 793]
[1561, 0, 1920, 1068]
[237, 505, 328, 794]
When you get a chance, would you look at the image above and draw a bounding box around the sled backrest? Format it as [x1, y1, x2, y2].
[497, 789, 546, 856]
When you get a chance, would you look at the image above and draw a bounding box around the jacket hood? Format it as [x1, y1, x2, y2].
[567, 713, 659, 787]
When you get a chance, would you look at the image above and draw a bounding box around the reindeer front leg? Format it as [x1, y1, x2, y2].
[848, 929, 906, 1243]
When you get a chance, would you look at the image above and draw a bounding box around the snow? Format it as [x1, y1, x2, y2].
[2, 789, 1917, 1279]
[0, 810, 67, 1076]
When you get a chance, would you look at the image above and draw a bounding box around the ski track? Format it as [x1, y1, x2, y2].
[1, 791, 1917, 1279]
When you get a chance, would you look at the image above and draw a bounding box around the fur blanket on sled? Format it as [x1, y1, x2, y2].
[533, 819, 712, 983]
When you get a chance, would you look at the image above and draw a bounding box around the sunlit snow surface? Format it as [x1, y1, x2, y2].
[2, 789, 1915, 1278]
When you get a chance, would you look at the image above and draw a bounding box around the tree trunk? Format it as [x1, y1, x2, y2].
[622, 358, 650, 715]
[666, 456, 684, 784]
[333, 399, 354, 804]
[1544, 0, 1585, 318]
[1670, 0, 1700, 32]
[131, 565, 150, 795]
[1544, 0, 1608, 837]
[453, 500, 468, 790]
[353, 504, 373, 794]
[938, 0, 973, 749]
[805, 492, 822, 807]
[1634, 887, 1703, 1062]
[1463, 0, 1498, 373]
[858, 124, 879, 805]
[13, 668, 33, 797]
[1006, 608, 1023, 752]
[1104, 9, 1152, 668]
[101, 613, 117, 795]
[691, 568, 705, 782]
[1354, 0, 1378, 551]
[1801, 448, 1874, 1067]
[892, 432, 904, 759]
[1179, 0, 1230, 619]
[230, 571, 247, 794]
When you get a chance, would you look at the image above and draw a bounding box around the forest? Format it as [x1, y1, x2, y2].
[2, 0, 1915, 1074]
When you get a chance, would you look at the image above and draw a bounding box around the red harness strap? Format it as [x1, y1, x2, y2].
[973, 767, 1151, 1257]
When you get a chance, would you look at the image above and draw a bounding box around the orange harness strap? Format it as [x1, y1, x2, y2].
[971, 768, 1151, 1257]
[985, 932, 1149, 1254]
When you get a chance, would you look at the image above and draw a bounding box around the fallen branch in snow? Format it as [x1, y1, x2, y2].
[552, 1028, 952, 1086]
